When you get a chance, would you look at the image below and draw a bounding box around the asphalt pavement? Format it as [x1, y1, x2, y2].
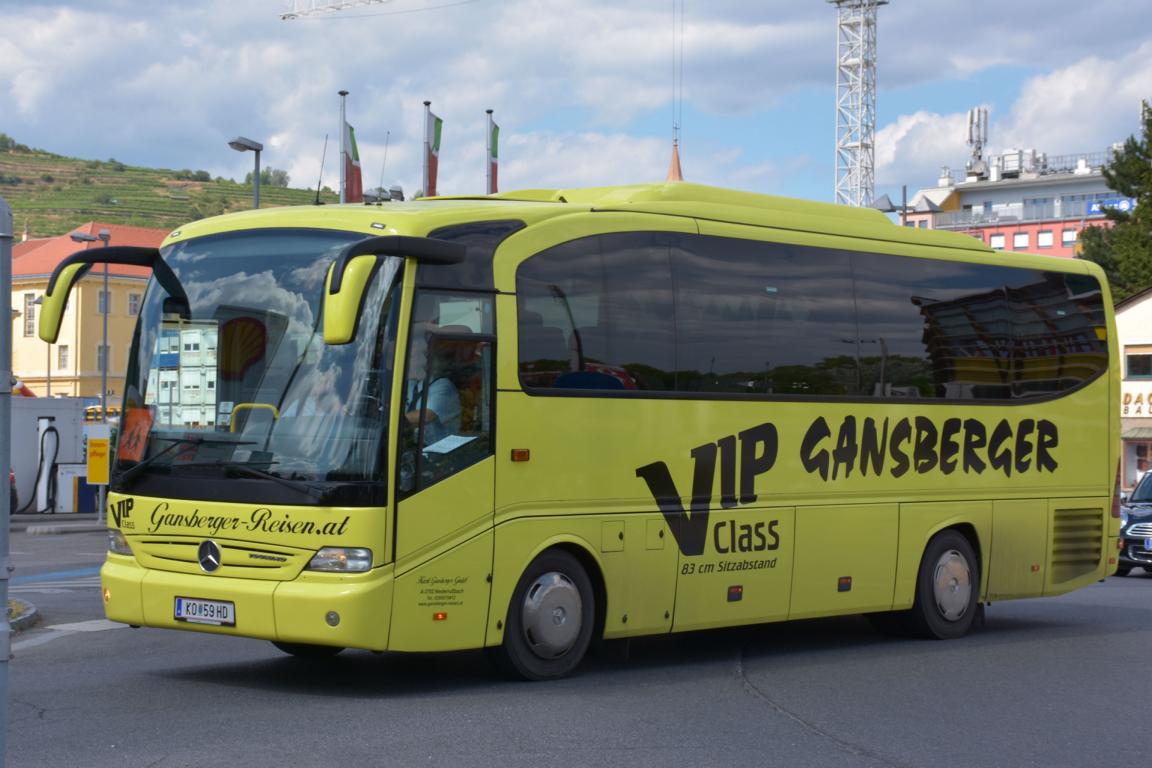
[7, 512, 104, 632]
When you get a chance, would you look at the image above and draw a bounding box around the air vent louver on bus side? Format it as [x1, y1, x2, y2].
[1050, 508, 1103, 584]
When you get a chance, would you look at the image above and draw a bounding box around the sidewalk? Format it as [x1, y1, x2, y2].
[9, 512, 104, 535]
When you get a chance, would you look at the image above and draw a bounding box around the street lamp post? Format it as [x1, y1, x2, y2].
[70, 229, 111, 522]
[32, 296, 49, 396]
[70, 229, 111, 419]
[228, 136, 264, 208]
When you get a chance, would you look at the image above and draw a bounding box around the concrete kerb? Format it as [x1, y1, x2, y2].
[8, 599, 40, 632]
[11, 513, 103, 535]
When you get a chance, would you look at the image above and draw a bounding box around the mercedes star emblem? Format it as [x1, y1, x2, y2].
[197, 540, 223, 573]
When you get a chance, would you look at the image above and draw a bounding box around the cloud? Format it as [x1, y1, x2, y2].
[2, 0, 1150, 207]
[875, 110, 969, 189]
[998, 42, 1152, 155]
[877, 42, 1152, 195]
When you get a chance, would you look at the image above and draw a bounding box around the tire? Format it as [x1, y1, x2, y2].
[1114, 565, 1131, 577]
[271, 641, 344, 659]
[907, 529, 980, 640]
[493, 549, 595, 681]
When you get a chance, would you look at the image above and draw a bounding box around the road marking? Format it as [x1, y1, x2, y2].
[9, 575, 101, 595]
[12, 620, 128, 652]
[11, 566, 101, 585]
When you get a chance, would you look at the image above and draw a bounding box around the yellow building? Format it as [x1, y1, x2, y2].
[11, 222, 168, 401]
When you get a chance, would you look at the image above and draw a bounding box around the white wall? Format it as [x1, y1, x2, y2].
[10, 397, 85, 511]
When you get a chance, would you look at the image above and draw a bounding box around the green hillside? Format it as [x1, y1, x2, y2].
[0, 134, 339, 237]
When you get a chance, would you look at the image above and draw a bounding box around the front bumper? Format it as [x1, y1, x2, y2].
[101, 555, 395, 650]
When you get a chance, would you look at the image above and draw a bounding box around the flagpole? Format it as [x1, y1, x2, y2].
[423, 100, 431, 198]
[339, 90, 348, 204]
[486, 109, 493, 195]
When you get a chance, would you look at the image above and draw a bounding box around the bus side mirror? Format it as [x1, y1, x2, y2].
[38, 261, 91, 343]
[323, 235, 466, 345]
[38, 245, 185, 344]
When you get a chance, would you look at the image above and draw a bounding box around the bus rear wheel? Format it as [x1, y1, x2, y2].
[493, 550, 595, 681]
[908, 529, 980, 640]
[272, 641, 345, 659]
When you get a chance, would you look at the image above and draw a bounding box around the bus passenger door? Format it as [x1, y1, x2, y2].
[389, 323, 497, 652]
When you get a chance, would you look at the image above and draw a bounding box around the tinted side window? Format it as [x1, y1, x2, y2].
[853, 255, 1013, 399]
[672, 237, 856, 395]
[419, 220, 525, 290]
[1010, 271, 1108, 397]
[853, 253, 1108, 400]
[516, 232, 1108, 401]
[517, 233, 675, 390]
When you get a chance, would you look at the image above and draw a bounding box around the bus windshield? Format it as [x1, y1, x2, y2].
[115, 228, 402, 505]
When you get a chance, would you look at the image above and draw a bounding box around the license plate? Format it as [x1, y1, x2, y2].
[1144, 538, 1152, 551]
[174, 597, 236, 626]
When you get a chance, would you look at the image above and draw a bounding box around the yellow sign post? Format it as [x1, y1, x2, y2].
[87, 424, 111, 486]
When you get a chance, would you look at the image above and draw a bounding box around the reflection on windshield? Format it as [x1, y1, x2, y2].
[1131, 474, 1152, 504]
[117, 229, 401, 494]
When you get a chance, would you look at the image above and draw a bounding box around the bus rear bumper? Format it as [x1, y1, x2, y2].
[101, 557, 394, 651]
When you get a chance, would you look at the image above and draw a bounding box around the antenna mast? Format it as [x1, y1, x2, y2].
[828, 0, 887, 207]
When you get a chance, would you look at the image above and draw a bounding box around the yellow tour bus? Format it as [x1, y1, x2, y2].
[39, 182, 1120, 680]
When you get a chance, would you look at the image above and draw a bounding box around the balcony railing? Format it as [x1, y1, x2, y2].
[933, 201, 1107, 230]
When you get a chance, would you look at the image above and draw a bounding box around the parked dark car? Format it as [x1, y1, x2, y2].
[1119, 473, 1152, 576]
[8, 469, 15, 512]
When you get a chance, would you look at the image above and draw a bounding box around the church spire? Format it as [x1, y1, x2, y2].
[666, 139, 683, 182]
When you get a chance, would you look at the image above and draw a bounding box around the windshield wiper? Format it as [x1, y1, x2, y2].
[181, 459, 326, 500]
[114, 436, 256, 486]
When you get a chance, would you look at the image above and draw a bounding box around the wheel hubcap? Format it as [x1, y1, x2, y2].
[520, 571, 583, 659]
[933, 549, 972, 621]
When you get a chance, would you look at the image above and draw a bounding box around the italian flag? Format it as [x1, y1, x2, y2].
[426, 111, 443, 196]
[344, 121, 363, 203]
[488, 120, 499, 194]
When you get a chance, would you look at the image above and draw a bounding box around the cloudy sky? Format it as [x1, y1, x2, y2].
[2, 0, 1150, 205]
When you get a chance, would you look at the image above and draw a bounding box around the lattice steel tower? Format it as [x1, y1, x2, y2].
[829, 0, 887, 207]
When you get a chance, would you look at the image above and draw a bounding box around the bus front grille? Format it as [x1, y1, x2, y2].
[131, 537, 310, 580]
[1050, 508, 1102, 584]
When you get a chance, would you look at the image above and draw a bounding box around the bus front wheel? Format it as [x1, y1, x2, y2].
[494, 549, 595, 681]
[908, 529, 980, 640]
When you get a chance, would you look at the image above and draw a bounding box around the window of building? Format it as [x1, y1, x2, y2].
[98, 290, 110, 314]
[1127, 350, 1152, 379]
[128, 293, 141, 315]
[1023, 197, 1055, 219]
[1062, 229, 1078, 246]
[23, 294, 36, 337]
[1013, 232, 1029, 249]
[57, 345, 69, 370]
[989, 234, 1006, 250]
[1037, 231, 1054, 248]
[97, 344, 110, 374]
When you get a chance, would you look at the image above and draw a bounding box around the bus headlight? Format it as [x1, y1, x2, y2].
[307, 547, 372, 572]
[108, 530, 133, 556]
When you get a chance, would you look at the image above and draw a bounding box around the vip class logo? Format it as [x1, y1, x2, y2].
[111, 497, 135, 528]
[636, 423, 780, 557]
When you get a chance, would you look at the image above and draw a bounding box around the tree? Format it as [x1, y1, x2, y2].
[1080, 101, 1152, 302]
[245, 167, 290, 187]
